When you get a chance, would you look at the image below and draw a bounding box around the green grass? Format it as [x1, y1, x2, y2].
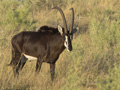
[97, 63, 120, 90]
[0, 0, 120, 90]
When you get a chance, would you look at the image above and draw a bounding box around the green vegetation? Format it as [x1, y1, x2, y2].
[0, 0, 120, 90]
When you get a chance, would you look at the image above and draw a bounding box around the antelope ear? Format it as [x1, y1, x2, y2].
[58, 25, 63, 35]
[72, 27, 79, 34]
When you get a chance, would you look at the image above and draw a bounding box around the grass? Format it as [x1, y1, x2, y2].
[0, 0, 120, 90]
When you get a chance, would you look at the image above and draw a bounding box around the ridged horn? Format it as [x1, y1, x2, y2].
[69, 8, 74, 34]
[53, 7, 68, 34]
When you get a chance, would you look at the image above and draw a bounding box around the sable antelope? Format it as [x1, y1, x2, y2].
[8, 7, 76, 80]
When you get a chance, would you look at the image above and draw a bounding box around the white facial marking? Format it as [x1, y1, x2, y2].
[23, 53, 37, 61]
[64, 36, 70, 52]
[64, 36, 68, 47]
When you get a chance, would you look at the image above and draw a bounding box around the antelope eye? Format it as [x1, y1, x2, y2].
[65, 42, 67, 45]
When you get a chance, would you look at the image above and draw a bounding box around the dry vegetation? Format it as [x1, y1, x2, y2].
[0, 0, 120, 90]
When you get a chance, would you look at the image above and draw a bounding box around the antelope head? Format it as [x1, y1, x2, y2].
[53, 7, 75, 51]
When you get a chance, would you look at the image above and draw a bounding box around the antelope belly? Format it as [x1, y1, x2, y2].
[23, 53, 37, 61]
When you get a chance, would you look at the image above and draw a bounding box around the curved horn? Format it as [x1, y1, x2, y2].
[53, 7, 68, 34]
[69, 8, 74, 34]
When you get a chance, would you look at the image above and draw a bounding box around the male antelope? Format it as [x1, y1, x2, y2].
[9, 7, 76, 80]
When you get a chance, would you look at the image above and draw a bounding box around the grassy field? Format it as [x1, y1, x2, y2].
[0, 0, 120, 90]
